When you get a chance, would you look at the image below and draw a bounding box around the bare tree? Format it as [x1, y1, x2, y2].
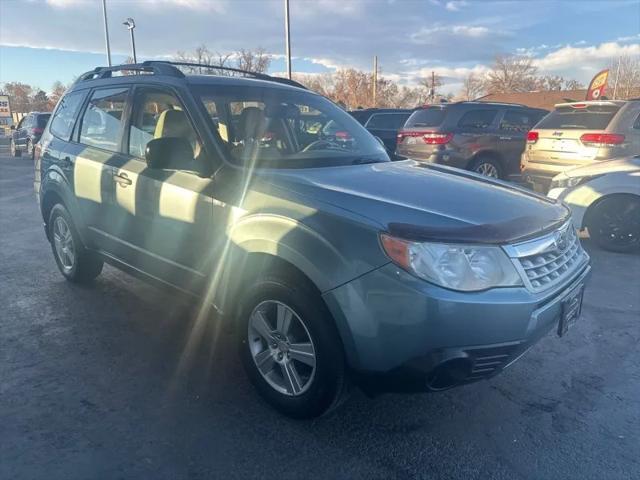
[48, 81, 67, 111]
[0, 82, 35, 112]
[418, 73, 443, 102]
[460, 73, 485, 100]
[608, 55, 640, 100]
[564, 79, 585, 90]
[236, 48, 271, 74]
[484, 54, 538, 93]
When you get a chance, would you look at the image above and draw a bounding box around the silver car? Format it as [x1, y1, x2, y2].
[548, 155, 640, 253]
[522, 100, 640, 192]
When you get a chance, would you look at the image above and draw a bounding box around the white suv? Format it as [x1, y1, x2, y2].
[522, 100, 640, 192]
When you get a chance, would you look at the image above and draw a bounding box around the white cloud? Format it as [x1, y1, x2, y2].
[45, 0, 227, 11]
[411, 24, 492, 43]
[445, 1, 468, 11]
[534, 41, 640, 72]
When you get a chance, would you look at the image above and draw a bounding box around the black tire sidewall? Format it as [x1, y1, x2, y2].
[11, 139, 21, 157]
[589, 196, 640, 253]
[238, 274, 345, 419]
[49, 205, 81, 279]
[48, 204, 103, 281]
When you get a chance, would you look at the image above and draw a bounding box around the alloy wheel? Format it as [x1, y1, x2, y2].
[248, 300, 317, 396]
[475, 162, 499, 178]
[53, 216, 75, 273]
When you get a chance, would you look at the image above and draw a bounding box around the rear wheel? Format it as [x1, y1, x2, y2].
[471, 156, 502, 179]
[10, 139, 21, 157]
[49, 204, 103, 283]
[238, 270, 348, 418]
[587, 195, 640, 253]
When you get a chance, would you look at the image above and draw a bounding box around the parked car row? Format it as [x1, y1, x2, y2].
[10, 111, 51, 158]
[34, 61, 597, 419]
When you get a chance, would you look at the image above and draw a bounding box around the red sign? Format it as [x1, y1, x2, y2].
[586, 69, 609, 100]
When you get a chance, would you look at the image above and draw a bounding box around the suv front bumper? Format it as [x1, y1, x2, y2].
[323, 261, 591, 392]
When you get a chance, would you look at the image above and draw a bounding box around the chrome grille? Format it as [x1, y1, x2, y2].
[504, 222, 588, 293]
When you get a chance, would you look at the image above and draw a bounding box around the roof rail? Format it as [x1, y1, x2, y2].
[145, 61, 308, 90]
[74, 61, 308, 90]
[75, 62, 183, 83]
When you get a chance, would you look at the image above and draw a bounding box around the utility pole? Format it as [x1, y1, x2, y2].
[101, 0, 112, 66]
[372, 55, 378, 107]
[123, 18, 137, 63]
[430, 71, 435, 103]
[285, 0, 292, 79]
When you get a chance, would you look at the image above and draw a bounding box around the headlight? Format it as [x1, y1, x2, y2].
[550, 175, 601, 189]
[380, 234, 522, 292]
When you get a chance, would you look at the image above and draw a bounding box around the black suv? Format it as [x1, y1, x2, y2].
[10, 112, 51, 158]
[396, 102, 547, 180]
[349, 108, 413, 155]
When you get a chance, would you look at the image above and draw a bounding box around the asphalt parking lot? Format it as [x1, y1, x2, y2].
[1, 150, 639, 480]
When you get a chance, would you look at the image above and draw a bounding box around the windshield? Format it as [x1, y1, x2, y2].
[536, 105, 620, 130]
[193, 84, 389, 168]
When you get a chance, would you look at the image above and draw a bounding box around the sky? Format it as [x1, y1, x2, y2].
[0, 0, 639, 95]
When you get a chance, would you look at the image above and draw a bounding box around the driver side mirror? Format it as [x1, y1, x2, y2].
[10, 125, 15, 130]
[145, 137, 193, 170]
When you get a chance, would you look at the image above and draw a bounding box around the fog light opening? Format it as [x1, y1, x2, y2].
[427, 358, 472, 391]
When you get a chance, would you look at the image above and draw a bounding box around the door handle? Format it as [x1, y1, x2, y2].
[114, 172, 132, 186]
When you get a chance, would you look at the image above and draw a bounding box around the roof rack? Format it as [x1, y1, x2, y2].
[74, 61, 307, 90]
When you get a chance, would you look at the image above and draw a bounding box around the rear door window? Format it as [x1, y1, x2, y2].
[405, 108, 446, 127]
[79, 88, 128, 152]
[536, 105, 621, 130]
[458, 109, 498, 129]
[50, 90, 87, 140]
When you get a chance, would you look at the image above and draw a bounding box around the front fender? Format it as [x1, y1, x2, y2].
[228, 213, 358, 293]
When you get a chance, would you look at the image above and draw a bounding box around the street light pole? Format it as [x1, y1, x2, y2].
[101, 0, 112, 66]
[123, 18, 137, 64]
[285, 0, 292, 79]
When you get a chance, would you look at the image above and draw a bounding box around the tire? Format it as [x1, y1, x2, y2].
[238, 270, 349, 418]
[10, 139, 21, 157]
[587, 195, 640, 253]
[26, 139, 34, 159]
[471, 156, 502, 179]
[48, 204, 104, 283]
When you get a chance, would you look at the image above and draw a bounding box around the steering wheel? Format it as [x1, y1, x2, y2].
[302, 139, 340, 152]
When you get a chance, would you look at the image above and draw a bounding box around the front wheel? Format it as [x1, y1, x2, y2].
[238, 271, 348, 418]
[587, 195, 640, 253]
[10, 139, 21, 157]
[26, 139, 34, 159]
[48, 204, 104, 283]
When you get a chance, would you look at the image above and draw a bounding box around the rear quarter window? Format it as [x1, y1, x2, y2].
[536, 105, 621, 130]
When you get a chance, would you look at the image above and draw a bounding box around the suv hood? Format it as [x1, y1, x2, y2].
[562, 155, 640, 178]
[263, 160, 569, 244]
